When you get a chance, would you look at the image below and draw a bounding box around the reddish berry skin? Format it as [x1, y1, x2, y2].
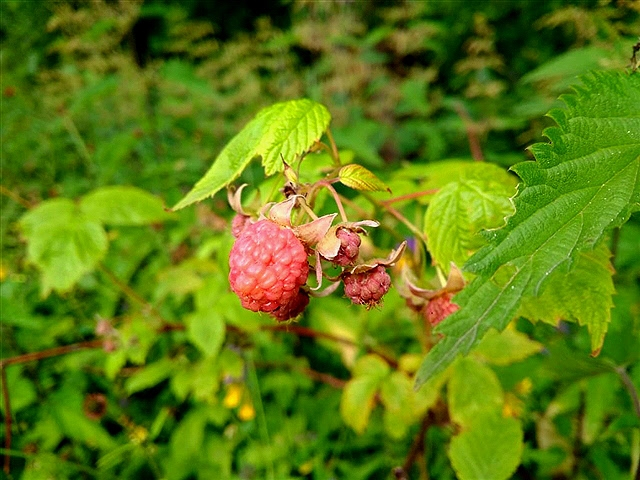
[231, 214, 252, 238]
[229, 220, 309, 314]
[333, 228, 361, 266]
[425, 293, 459, 327]
[270, 289, 310, 322]
[343, 265, 391, 307]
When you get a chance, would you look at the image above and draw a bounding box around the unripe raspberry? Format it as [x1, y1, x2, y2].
[343, 265, 391, 307]
[231, 214, 252, 238]
[424, 293, 459, 327]
[333, 228, 361, 266]
[229, 219, 309, 314]
[270, 289, 310, 322]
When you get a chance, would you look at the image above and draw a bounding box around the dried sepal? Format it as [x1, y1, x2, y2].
[317, 220, 379, 262]
[295, 213, 338, 247]
[406, 263, 465, 300]
[345, 241, 407, 275]
[228, 184, 250, 215]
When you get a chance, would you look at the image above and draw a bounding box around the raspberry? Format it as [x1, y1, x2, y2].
[229, 219, 309, 314]
[333, 228, 361, 266]
[424, 293, 459, 327]
[343, 265, 391, 307]
[231, 214, 252, 238]
[270, 289, 310, 322]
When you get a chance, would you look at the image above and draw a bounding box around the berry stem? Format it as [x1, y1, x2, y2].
[319, 181, 349, 223]
[325, 127, 341, 166]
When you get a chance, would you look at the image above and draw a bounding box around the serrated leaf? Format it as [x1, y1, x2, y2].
[338, 164, 390, 192]
[186, 309, 225, 358]
[80, 186, 170, 226]
[19, 198, 108, 295]
[448, 358, 503, 427]
[473, 328, 543, 366]
[340, 355, 390, 434]
[518, 242, 615, 353]
[173, 99, 331, 210]
[449, 413, 523, 480]
[415, 71, 640, 390]
[425, 169, 516, 273]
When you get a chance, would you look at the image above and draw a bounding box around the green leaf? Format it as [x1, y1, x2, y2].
[173, 99, 331, 210]
[124, 357, 175, 395]
[340, 355, 390, 434]
[186, 309, 225, 358]
[380, 372, 414, 439]
[19, 198, 108, 295]
[448, 413, 523, 480]
[473, 328, 543, 366]
[415, 71, 640, 390]
[338, 164, 390, 192]
[448, 358, 503, 427]
[80, 186, 170, 226]
[518, 242, 615, 354]
[424, 168, 516, 273]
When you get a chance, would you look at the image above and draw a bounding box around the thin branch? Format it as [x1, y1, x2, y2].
[452, 101, 484, 162]
[325, 128, 341, 166]
[319, 181, 349, 223]
[0, 185, 33, 209]
[0, 340, 104, 369]
[395, 410, 433, 479]
[381, 189, 439, 206]
[2, 368, 11, 474]
[616, 365, 640, 419]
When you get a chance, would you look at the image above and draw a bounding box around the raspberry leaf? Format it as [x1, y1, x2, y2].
[424, 165, 517, 274]
[415, 71, 640, 390]
[19, 198, 108, 296]
[448, 413, 523, 480]
[80, 186, 170, 226]
[173, 99, 331, 210]
[518, 242, 615, 354]
[338, 164, 391, 192]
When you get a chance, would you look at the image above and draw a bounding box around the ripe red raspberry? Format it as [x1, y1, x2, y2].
[229, 219, 309, 314]
[270, 289, 310, 322]
[424, 293, 459, 327]
[332, 228, 361, 266]
[343, 265, 391, 307]
[231, 214, 252, 238]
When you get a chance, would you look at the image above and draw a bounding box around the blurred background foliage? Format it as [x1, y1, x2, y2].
[1, 0, 640, 479]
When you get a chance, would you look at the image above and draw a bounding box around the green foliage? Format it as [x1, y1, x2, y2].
[3, 1, 640, 479]
[415, 71, 640, 389]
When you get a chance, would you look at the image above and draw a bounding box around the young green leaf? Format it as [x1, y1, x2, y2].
[173, 98, 331, 210]
[80, 186, 170, 226]
[415, 71, 640, 390]
[340, 355, 390, 434]
[19, 198, 108, 296]
[518, 242, 615, 354]
[448, 413, 523, 480]
[424, 165, 516, 273]
[338, 164, 390, 192]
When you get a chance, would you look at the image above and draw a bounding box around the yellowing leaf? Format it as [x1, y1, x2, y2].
[338, 164, 390, 192]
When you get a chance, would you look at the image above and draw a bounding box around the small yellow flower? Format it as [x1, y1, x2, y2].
[0, 264, 8, 282]
[223, 384, 243, 409]
[503, 392, 524, 418]
[515, 377, 533, 396]
[238, 402, 255, 421]
[129, 426, 149, 444]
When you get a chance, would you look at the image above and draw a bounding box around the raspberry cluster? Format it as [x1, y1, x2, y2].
[228, 195, 403, 321]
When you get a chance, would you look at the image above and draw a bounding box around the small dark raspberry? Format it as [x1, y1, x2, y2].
[231, 214, 252, 238]
[270, 289, 310, 322]
[343, 265, 391, 307]
[424, 293, 459, 327]
[229, 219, 309, 314]
[333, 228, 361, 266]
